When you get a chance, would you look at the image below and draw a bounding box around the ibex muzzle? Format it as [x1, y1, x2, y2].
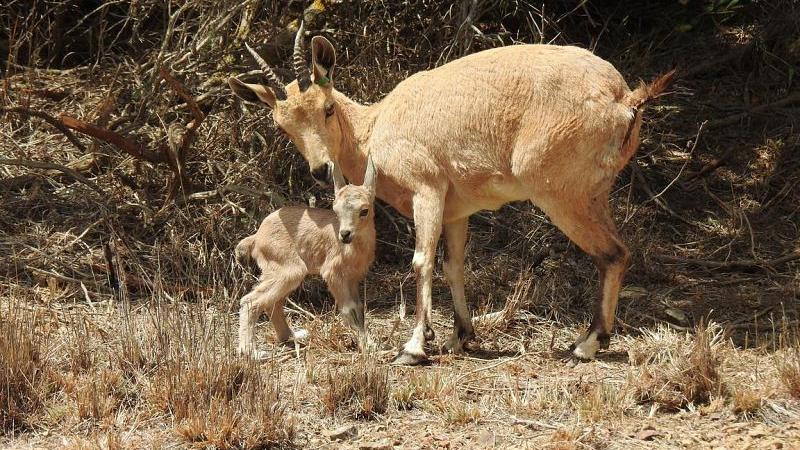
[311, 161, 333, 186]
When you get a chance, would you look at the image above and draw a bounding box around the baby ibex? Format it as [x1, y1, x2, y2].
[236, 157, 377, 359]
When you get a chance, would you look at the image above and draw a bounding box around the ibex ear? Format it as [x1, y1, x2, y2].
[228, 77, 277, 108]
[331, 161, 346, 194]
[311, 36, 336, 86]
[363, 154, 377, 195]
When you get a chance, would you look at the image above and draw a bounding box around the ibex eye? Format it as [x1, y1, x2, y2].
[325, 104, 335, 118]
[359, 208, 369, 217]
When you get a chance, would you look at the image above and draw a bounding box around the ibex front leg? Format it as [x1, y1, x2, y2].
[393, 188, 445, 365]
[328, 278, 373, 350]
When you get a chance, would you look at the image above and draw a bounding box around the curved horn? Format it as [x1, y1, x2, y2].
[244, 42, 287, 100]
[293, 21, 311, 91]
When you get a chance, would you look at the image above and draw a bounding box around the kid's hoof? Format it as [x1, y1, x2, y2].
[390, 350, 430, 366]
[564, 356, 580, 368]
[291, 328, 310, 342]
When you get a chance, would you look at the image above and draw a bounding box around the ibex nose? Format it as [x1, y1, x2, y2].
[340, 230, 352, 244]
[310, 164, 331, 186]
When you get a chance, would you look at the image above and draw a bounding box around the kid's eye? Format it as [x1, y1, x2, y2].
[359, 208, 369, 217]
[325, 104, 335, 118]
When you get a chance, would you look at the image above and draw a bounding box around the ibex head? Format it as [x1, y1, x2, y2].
[331, 155, 376, 244]
[228, 22, 340, 186]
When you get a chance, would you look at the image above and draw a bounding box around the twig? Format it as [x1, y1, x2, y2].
[706, 92, 800, 129]
[0, 158, 104, 196]
[631, 160, 694, 226]
[510, 416, 561, 430]
[646, 120, 706, 202]
[286, 299, 317, 320]
[654, 250, 800, 272]
[0, 107, 87, 153]
[159, 67, 204, 124]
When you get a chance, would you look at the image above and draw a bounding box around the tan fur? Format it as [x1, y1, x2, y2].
[230, 40, 674, 363]
[236, 161, 377, 358]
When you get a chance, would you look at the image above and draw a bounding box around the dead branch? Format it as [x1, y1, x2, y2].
[706, 92, 800, 129]
[1, 152, 101, 191]
[0, 106, 87, 153]
[159, 67, 204, 124]
[158, 66, 207, 200]
[654, 250, 800, 272]
[59, 114, 167, 165]
[0, 158, 104, 196]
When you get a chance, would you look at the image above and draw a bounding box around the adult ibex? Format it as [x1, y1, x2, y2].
[229, 22, 674, 365]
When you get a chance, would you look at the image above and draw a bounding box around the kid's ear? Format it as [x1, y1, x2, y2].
[363, 154, 377, 195]
[228, 77, 278, 108]
[331, 161, 346, 193]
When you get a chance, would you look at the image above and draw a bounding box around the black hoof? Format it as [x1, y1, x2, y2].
[598, 334, 611, 350]
[424, 325, 436, 342]
[391, 350, 431, 366]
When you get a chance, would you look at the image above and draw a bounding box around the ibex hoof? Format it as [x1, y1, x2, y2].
[390, 350, 430, 366]
[423, 325, 436, 342]
[441, 336, 465, 355]
[570, 331, 600, 361]
[291, 328, 309, 343]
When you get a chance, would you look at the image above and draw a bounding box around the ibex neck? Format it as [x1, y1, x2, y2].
[332, 90, 375, 185]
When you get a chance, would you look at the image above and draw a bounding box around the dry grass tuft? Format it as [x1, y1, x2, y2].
[323, 353, 389, 419]
[144, 311, 294, 449]
[0, 305, 50, 432]
[776, 344, 800, 399]
[391, 371, 447, 411]
[629, 322, 728, 410]
[731, 387, 763, 417]
[574, 381, 634, 423]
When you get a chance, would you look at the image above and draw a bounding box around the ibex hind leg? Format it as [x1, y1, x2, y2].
[536, 193, 630, 361]
[238, 268, 305, 358]
[441, 217, 475, 355]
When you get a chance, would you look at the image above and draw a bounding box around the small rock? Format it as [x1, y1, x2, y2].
[477, 431, 495, 447]
[664, 307, 689, 325]
[325, 425, 357, 442]
[359, 440, 393, 450]
[635, 429, 661, 441]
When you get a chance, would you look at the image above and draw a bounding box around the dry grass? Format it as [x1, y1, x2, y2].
[0, 305, 50, 432]
[629, 322, 728, 410]
[322, 353, 389, 419]
[777, 342, 800, 399]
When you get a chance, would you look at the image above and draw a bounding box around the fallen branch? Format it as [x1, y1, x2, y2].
[0, 158, 105, 196]
[0, 107, 87, 153]
[654, 250, 800, 272]
[706, 92, 800, 129]
[159, 67, 207, 200]
[1, 152, 101, 191]
[59, 115, 167, 164]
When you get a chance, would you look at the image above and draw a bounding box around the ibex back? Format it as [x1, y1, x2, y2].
[236, 158, 377, 359]
[229, 23, 674, 365]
